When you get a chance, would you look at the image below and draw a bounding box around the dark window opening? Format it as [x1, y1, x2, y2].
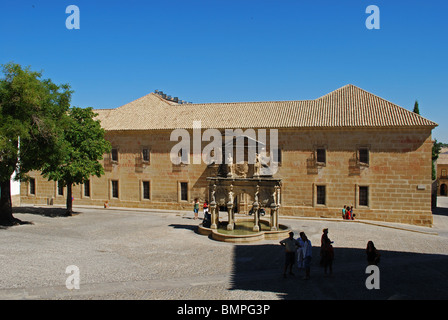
[316, 185, 326, 205]
[29, 178, 36, 195]
[143, 181, 150, 200]
[359, 148, 369, 164]
[359, 186, 369, 206]
[112, 180, 119, 198]
[316, 148, 326, 164]
[111, 148, 118, 162]
[84, 180, 90, 197]
[142, 148, 150, 162]
[57, 181, 64, 196]
[180, 182, 188, 201]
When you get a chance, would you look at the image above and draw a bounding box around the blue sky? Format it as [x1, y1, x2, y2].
[1, 0, 447, 142]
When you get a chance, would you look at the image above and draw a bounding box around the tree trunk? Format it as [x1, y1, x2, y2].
[66, 183, 73, 216]
[0, 180, 16, 226]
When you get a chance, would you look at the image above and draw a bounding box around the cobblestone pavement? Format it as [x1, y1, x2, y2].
[1, 198, 448, 300]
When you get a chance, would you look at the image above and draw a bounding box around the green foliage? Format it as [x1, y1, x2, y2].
[41, 107, 111, 186]
[413, 100, 420, 115]
[0, 62, 72, 182]
[0, 62, 72, 224]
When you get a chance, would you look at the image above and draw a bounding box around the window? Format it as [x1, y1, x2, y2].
[180, 182, 188, 201]
[358, 148, 369, 165]
[316, 185, 326, 205]
[442, 169, 447, 178]
[142, 148, 150, 163]
[111, 148, 118, 162]
[57, 181, 64, 196]
[29, 178, 36, 195]
[111, 180, 119, 198]
[359, 186, 369, 206]
[142, 181, 150, 200]
[84, 180, 90, 197]
[316, 148, 326, 164]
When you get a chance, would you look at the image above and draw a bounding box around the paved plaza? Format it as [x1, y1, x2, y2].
[1, 198, 448, 300]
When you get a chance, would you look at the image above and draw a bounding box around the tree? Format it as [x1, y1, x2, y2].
[413, 100, 420, 114]
[41, 107, 111, 215]
[0, 63, 71, 225]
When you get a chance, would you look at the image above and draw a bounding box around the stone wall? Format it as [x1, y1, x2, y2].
[20, 127, 434, 226]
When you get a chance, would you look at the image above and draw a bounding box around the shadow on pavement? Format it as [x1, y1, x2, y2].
[12, 206, 79, 218]
[168, 224, 198, 232]
[229, 244, 448, 300]
[433, 206, 448, 217]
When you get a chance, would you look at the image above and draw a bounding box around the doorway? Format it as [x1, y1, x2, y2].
[441, 184, 447, 196]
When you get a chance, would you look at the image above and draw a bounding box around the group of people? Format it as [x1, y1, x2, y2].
[280, 229, 380, 279]
[342, 205, 355, 220]
[280, 231, 313, 279]
[193, 198, 211, 226]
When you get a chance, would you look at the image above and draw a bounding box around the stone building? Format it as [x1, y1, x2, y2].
[20, 84, 438, 226]
[437, 148, 448, 196]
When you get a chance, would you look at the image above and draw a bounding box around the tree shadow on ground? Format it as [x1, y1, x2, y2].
[12, 206, 79, 218]
[168, 224, 199, 233]
[229, 244, 448, 300]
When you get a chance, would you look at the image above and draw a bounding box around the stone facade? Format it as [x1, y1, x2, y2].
[21, 126, 434, 226]
[436, 148, 448, 197]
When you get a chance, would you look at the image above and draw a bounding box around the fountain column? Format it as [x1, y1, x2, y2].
[270, 203, 278, 231]
[227, 184, 235, 230]
[210, 201, 218, 229]
[210, 183, 218, 229]
[226, 202, 234, 230]
[252, 201, 260, 232]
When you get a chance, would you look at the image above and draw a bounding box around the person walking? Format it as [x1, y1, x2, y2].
[280, 232, 300, 278]
[298, 232, 312, 280]
[320, 228, 334, 276]
[342, 205, 346, 219]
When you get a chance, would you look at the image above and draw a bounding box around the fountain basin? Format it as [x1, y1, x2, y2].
[198, 218, 291, 243]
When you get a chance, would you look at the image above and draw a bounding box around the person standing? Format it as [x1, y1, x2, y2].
[280, 232, 300, 278]
[320, 228, 334, 276]
[298, 232, 312, 280]
[366, 241, 381, 265]
[342, 205, 346, 219]
[203, 200, 210, 227]
[345, 205, 351, 220]
[193, 198, 199, 220]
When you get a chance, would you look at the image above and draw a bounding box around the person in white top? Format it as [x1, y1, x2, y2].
[297, 232, 312, 280]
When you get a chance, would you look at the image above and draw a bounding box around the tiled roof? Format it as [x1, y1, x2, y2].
[95, 84, 438, 131]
